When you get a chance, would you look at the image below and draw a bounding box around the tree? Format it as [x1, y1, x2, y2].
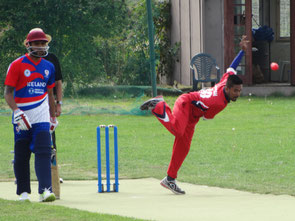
[0, 0, 128, 95]
[0, 0, 175, 96]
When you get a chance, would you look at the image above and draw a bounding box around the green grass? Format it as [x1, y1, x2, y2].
[1, 95, 295, 220]
[0, 198, 143, 221]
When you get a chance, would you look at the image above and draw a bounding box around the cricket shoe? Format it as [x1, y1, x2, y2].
[39, 188, 56, 202]
[140, 96, 164, 111]
[19, 192, 30, 202]
[160, 177, 185, 195]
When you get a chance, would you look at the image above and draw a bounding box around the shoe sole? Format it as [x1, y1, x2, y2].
[160, 181, 185, 195]
[140, 101, 150, 110]
[140, 97, 164, 111]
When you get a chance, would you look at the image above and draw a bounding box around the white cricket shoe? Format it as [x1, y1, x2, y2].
[19, 192, 30, 202]
[39, 188, 56, 202]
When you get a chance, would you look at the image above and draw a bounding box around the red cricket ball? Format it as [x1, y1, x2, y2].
[270, 62, 279, 71]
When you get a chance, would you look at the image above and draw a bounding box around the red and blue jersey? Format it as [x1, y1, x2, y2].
[5, 53, 55, 111]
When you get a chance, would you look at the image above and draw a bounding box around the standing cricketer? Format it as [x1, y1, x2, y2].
[4, 28, 58, 202]
[25, 28, 63, 199]
[140, 36, 249, 194]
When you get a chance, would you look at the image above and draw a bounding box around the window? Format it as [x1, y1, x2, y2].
[252, 0, 260, 29]
[233, 0, 246, 75]
[277, 0, 290, 40]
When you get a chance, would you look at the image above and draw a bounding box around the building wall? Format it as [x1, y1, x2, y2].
[171, 0, 203, 86]
[171, 0, 181, 83]
[170, 0, 224, 86]
[180, 0, 191, 85]
[203, 0, 224, 75]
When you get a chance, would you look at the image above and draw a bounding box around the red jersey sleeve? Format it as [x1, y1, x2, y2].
[4, 60, 20, 87]
[215, 68, 237, 89]
[218, 73, 229, 86]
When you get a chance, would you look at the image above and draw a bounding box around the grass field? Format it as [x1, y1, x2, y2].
[1, 95, 295, 220]
[0, 198, 144, 221]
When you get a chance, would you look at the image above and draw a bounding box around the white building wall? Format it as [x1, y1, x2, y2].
[171, 0, 181, 83]
[171, 0, 203, 86]
[180, 0, 192, 85]
[171, 0, 224, 86]
[203, 0, 224, 74]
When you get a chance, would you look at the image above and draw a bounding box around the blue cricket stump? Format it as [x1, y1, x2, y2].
[97, 125, 119, 193]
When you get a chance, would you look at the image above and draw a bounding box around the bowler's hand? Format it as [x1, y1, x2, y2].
[240, 35, 250, 51]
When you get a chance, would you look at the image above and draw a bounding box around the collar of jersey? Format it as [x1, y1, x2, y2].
[25, 53, 41, 66]
[223, 87, 230, 103]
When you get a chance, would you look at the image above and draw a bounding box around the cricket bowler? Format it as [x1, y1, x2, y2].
[140, 36, 249, 194]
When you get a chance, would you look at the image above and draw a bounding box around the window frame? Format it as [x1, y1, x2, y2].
[276, 0, 290, 42]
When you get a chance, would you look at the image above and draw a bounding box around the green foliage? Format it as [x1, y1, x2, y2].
[0, 0, 174, 96]
[94, 0, 151, 86]
[93, 0, 179, 87]
[0, 0, 129, 96]
[153, 0, 179, 84]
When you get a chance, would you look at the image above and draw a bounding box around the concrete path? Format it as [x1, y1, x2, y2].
[1, 178, 295, 221]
